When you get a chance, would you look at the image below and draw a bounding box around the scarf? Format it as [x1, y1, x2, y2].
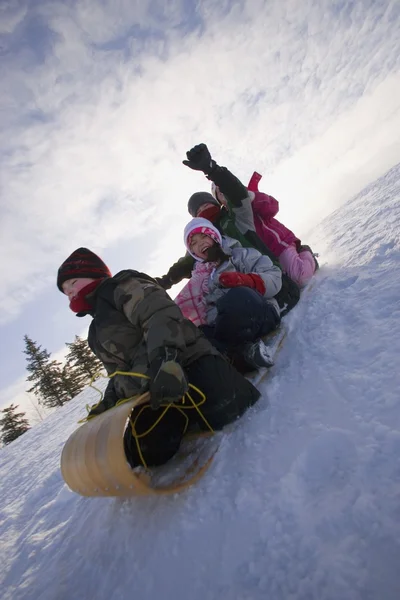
[69, 279, 104, 314]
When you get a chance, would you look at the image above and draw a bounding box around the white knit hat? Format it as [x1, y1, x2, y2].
[183, 217, 222, 261]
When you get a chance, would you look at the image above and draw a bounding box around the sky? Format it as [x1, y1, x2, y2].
[0, 0, 399, 417]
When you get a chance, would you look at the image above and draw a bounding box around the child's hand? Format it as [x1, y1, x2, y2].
[218, 272, 266, 295]
[183, 143, 216, 175]
[148, 348, 189, 410]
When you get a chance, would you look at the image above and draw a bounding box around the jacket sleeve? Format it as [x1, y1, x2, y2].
[208, 165, 256, 236]
[234, 248, 282, 299]
[207, 165, 248, 207]
[156, 254, 195, 289]
[252, 192, 279, 219]
[114, 276, 187, 362]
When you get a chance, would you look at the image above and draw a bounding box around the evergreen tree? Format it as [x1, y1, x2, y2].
[0, 404, 30, 445]
[23, 335, 70, 408]
[60, 364, 86, 399]
[65, 335, 104, 380]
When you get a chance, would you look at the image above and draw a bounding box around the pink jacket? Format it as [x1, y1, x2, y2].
[248, 172, 299, 258]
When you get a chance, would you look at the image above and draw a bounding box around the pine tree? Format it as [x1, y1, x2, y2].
[0, 404, 30, 445]
[23, 335, 70, 408]
[65, 335, 104, 381]
[60, 364, 86, 399]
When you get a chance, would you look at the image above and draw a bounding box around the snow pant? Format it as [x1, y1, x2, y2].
[123, 353, 260, 468]
[200, 287, 281, 355]
[279, 244, 317, 288]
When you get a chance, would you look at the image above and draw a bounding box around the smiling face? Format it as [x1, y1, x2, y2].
[188, 232, 216, 261]
[61, 277, 96, 300]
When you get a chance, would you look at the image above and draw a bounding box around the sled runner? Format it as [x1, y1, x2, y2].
[61, 391, 220, 497]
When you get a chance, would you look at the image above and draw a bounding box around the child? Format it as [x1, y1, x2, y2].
[175, 218, 282, 371]
[57, 248, 261, 468]
[212, 170, 318, 288]
[156, 143, 300, 316]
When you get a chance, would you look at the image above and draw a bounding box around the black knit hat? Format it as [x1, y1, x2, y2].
[57, 247, 112, 292]
[187, 192, 220, 217]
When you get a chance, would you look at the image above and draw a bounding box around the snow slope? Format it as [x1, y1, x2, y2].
[1, 164, 400, 600]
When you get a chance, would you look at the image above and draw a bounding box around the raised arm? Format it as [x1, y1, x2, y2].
[183, 143, 256, 236]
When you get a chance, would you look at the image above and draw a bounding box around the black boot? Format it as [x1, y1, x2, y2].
[241, 338, 275, 370]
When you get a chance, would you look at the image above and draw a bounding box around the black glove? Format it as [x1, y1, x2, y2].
[148, 348, 189, 410]
[88, 379, 118, 416]
[154, 275, 173, 290]
[182, 143, 217, 176]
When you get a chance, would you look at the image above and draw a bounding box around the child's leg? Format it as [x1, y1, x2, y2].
[279, 245, 316, 287]
[124, 405, 187, 468]
[198, 324, 228, 354]
[185, 354, 261, 430]
[214, 287, 280, 344]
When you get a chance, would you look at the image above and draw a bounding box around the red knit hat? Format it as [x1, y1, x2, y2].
[57, 247, 111, 292]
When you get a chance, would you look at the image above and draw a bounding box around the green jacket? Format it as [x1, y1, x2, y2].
[87, 270, 219, 405]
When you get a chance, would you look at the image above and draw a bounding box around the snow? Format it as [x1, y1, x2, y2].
[1, 164, 400, 600]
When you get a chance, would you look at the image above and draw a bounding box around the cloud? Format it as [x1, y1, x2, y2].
[0, 1, 28, 35]
[267, 73, 400, 234]
[0, 0, 399, 331]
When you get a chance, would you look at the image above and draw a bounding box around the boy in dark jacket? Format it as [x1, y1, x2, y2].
[57, 248, 260, 469]
[156, 143, 300, 317]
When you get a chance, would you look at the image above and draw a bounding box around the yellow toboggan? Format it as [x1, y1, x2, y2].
[61, 386, 219, 498]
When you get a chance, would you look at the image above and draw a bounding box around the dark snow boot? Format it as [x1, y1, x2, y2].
[241, 338, 275, 370]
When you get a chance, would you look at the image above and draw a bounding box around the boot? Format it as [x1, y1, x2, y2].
[241, 339, 274, 370]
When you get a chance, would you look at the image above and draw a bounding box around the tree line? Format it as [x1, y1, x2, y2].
[0, 335, 104, 446]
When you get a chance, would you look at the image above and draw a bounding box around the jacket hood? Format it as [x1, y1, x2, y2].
[183, 217, 223, 261]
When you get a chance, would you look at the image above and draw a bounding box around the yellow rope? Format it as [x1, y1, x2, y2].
[129, 403, 190, 469]
[79, 369, 214, 467]
[80, 370, 151, 421]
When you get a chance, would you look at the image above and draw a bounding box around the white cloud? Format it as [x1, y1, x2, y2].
[267, 73, 400, 235]
[0, 1, 28, 35]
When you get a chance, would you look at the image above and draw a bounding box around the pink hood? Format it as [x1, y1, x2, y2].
[248, 172, 299, 257]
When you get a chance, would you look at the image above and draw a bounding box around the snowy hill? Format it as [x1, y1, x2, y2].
[1, 164, 400, 600]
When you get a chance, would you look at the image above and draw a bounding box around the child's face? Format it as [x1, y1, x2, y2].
[189, 233, 215, 260]
[62, 277, 96, 300]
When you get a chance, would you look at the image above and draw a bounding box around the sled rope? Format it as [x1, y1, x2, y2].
[80, 370, 214, 468]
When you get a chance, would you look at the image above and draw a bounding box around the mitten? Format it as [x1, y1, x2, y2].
[154, 275, 173, 290]
[148, 348, 189, 410]
[218, 272, 266, 295]
[182, 143, 217, 175]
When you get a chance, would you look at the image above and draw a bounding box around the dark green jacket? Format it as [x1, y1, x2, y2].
[87, 270, 219, 404]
